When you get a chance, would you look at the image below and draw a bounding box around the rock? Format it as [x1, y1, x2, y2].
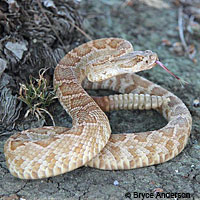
[0, 87, 22, 129]
[5, 41, 28, 60]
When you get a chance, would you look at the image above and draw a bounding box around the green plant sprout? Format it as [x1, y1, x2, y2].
[18, 68, 57, 126]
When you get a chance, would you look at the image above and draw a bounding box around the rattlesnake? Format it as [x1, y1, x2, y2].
[4, 38, 192, 179]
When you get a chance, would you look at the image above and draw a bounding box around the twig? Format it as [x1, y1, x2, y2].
[67, 20, 92, 41]
[37, 0, 64, 46]
[0, 131, 13, 136]
[178, 6, 192, 59]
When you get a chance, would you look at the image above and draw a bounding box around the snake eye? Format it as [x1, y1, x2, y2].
[145, 50, 152, 54]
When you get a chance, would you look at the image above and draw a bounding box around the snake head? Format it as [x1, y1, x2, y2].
[86, 50, 158, 82]
[116, 50, 158, 72]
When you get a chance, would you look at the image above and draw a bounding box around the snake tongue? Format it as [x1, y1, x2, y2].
[155, 60, 180, 80]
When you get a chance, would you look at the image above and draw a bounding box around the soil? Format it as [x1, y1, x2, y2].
[0, 0, 200, 199]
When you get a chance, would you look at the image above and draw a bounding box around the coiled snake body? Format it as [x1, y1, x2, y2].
[4, 38, 192, 179]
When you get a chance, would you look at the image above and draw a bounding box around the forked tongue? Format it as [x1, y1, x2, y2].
[155, 60, 188, 86]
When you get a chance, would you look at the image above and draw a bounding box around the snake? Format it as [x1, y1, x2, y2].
[4, 38, 192, 179]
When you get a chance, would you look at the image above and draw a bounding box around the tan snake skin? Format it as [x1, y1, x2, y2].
[4, 38, 192, 179]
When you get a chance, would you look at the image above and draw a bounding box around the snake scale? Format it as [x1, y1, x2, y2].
[4, 38, 192, 179]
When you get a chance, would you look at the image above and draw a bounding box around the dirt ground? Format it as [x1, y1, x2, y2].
[0, 0, 200, 199]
